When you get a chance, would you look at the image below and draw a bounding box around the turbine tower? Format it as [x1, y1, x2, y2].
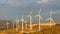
[35, 9, 42, 31]
[20, 16, 24, 31]
[24, 20, 27, 30]
[15, 16, 19, 32]
[6, 22, 9, 30]
[46, 11, 56, 28]
[26, 10, 33, 30]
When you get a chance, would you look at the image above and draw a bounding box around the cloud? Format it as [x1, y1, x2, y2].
[36, 0, 48, 4]
[0, 0, 29, 7]
[0, 0, 60, 21]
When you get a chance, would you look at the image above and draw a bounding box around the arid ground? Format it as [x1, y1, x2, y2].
[0, 21, 59, 34]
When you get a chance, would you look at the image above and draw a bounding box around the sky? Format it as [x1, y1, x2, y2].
[0, 0, 60, 22]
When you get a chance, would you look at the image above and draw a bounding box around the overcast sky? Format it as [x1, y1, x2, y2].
[0, 0, 60, 22]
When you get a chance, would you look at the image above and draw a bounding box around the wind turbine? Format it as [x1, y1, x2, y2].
[26, 10, 33, 30]
[20, 16, 24, 31]
[46, 11, 56, 28]
[15, 16, 19, 32]
[6, 22, 9, 30]
[35, 9, 42, 31]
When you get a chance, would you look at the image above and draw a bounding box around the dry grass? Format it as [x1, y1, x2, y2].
[0, 24, 59, 34]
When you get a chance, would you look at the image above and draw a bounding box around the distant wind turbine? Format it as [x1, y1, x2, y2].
[46, 11, 56, 28]
[6, 22, 9, 30]
[35, 9, 42, 31]
[26, 10, 33, 30]
[15, 16, 19, 32]
[46, 17, 55, 23]
[20, 16, 24, 31]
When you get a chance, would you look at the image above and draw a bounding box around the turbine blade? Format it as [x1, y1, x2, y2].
[46, 18, 50, 21]
[35, 15, 42, 19]
[35, 15, 39, 17]
[20, 18, 24, 21]
[46, 17, 55, 23]
[30, 10, 33, 14]
[26, 15, 30, 17]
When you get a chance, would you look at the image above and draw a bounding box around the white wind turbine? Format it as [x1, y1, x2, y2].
[20, 16, 24, 31]
[15, 16, 19, 32]
[35, 9, 42, 31]
[6, 22, 9, 30]
[46, 11, 56, 28]
[26, 10, 33, 30]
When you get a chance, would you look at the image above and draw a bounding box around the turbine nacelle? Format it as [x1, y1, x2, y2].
[20, 16, 24, 22]
[35, 15, 42, 19]
[26, 15, 32, 20]
[20, 18, 24, 22]
[6, 22, 9, 25]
